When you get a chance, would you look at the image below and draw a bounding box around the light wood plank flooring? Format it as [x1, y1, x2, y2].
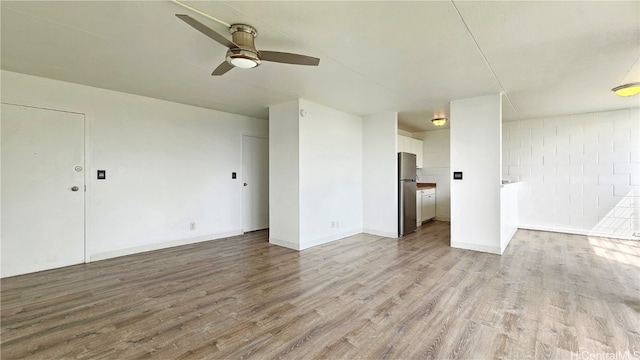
[2, 221, 639, 359]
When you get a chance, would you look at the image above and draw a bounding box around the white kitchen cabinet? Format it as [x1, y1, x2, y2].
[421, 188, 436, 222]
[397, 135, 423, 168]
[409, 138, 423, 168]
[397, 135, 409, 153]
[416, 190, 422, 227]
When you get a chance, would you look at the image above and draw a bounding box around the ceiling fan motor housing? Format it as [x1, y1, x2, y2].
[226, 24, 261, 68]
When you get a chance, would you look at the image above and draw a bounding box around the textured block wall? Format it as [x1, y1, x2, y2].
[502, 108, 640, 239]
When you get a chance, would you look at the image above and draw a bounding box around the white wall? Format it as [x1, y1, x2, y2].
[503, 108, 640, 240]
[363, 112, 398, 237]
[268, 99, 364, 250]
[299, 99, 363, 248]
[268, 100, 300, 249]
[1, 70, 267, 266]
[414, 129, 451, 221]
[450, 93, 503, 254]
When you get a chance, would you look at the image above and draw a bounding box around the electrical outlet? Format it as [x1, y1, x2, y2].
[331, 221, 335, 228]
[190, 222, 196, 231]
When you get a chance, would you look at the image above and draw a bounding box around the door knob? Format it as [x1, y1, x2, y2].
[244, 183, 248, 186]
[71, 186, 79, 192]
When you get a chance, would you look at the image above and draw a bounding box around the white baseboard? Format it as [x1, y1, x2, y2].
[270, 229, 365, 251]
[450, 241, 502, 255]
[300, 229, 362, 250]
[501, 227, 518, 253]
[89, 230, 243, 262]
[518, 224, 640, 241]
[362, 228, 397, 238]
[269, 237, 300, 250]
[1, 258, 84, 279]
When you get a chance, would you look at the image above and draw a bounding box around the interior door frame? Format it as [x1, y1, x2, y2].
[1, 101, 88, 265]
[241, 131, 268, 233]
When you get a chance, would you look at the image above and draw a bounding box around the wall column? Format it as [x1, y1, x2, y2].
[450, 93, 503, 254]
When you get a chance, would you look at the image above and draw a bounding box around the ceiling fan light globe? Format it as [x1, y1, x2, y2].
[230, 57, 258, 69]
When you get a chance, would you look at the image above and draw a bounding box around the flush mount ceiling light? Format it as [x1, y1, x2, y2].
[431, 118, 447, 126]
[228, 57, 259, 68]
[612, 82, 640, 97]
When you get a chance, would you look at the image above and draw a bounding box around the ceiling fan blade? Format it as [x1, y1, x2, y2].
[175, 14, 238, 49]
[212, 61, 234, 76]
[259, 51, 320, 66]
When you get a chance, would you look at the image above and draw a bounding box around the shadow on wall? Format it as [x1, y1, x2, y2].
[588, 189, 640, 240]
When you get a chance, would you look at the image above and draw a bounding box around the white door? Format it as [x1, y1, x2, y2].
[242, 135, 268, 232]
[1, 104, 85, 277]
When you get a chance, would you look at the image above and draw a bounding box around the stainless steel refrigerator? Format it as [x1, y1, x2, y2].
[398, 152, 417, 236]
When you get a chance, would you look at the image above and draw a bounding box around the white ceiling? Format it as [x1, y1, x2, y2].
[1, 1, 639, 132]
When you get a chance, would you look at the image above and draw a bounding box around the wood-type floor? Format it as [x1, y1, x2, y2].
[2, 221, 639, 359]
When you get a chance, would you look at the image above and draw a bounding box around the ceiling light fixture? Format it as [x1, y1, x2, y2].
[612, 82, 640, 97]
[431, 117, 447, 126]
[229, 57, 259, 69]
[225, 25, 261, 69]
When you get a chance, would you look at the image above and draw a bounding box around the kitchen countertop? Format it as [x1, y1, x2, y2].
[417, 182, 436, 190]
[501, 180, 520, 188]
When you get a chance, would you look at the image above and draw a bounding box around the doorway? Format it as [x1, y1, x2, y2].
[1, 103, 85, 277]
[242, 134, 268, 232]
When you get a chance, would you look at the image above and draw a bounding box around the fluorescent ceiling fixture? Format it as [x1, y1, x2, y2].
[612, 82, 640, 97]
[230, 57, 258, 69]
[431, 118, 447, 126]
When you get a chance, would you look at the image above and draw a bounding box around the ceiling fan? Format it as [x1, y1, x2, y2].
[176, 14, 320, 76]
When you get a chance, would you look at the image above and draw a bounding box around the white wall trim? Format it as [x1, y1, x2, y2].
[89, 230, 243, 262]
[1, 259, 85, 279]
[300, 229, 362, 250]
[501, 227, 518, 253]
[450, 241, 502, 255]
[363, 228, 398, 238]
[269, 237, 300, 250]
[518, 224, 640, 241]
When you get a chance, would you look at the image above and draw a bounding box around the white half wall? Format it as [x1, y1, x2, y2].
[363, 112, 398, 237]
[268, 100, 301, 248]
[500, 182, 519, 252]
[503, 108, 640, 240]
[298, 99, 363, 249]
[1, 70, 267, 273]
[450, 93, 503, 254]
